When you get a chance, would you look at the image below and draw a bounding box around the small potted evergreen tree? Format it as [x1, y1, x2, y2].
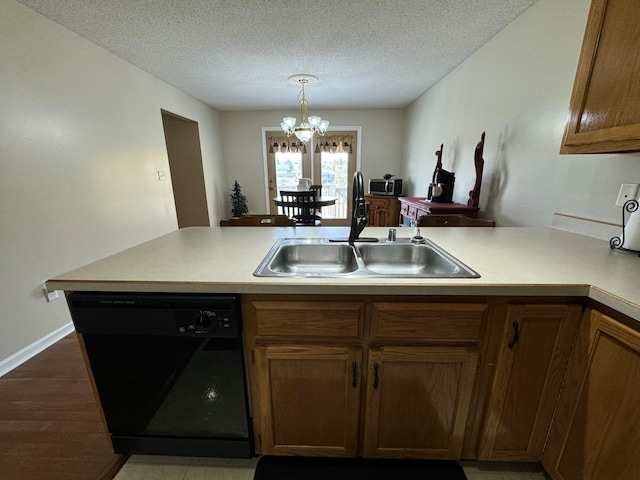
[230, 180, 249, 217]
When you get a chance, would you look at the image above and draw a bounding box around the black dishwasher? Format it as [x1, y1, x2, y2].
[68, 292, 253, 458]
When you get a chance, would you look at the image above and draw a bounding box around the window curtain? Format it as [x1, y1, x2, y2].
[268, 136, 307, 154]
[315, 135, 353, 153]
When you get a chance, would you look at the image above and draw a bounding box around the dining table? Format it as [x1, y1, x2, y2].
[272, 195, 338, 208]
[272, 195, 338, 225]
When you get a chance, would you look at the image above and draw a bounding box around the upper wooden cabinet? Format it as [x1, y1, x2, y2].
[561, 0, 640, 154]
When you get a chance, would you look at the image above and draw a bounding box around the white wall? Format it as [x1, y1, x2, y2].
[220, 109, 405, 215]
[403, 0, 640, 226]
[0, 0, 225, 362]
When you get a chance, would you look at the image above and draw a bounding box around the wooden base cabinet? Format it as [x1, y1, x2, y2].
[478, 304, 582, 461]
[363, 346, 478, 459]
[542, 309, 640, 480]
[243, 295, 488, 459]
[245, 295, 609, 464]
[242, 298, 365, 456]
[398, 197, 479, 226]
[365, 195, 400, 227]
[255, 345, 362, 457]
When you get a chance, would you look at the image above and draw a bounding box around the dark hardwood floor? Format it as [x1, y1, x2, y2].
[0, 334, 127, 480]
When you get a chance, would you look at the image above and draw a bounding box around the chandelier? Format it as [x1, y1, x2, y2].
[281, 74, 329, 143]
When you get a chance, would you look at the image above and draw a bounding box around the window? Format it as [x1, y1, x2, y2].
[317, 152, 349, 220]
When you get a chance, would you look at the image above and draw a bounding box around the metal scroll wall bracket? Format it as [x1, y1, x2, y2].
[610, 199, 640, 256]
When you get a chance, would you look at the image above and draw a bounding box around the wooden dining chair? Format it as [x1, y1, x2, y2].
[309, 184, 323, 195]
[417, 214, 495, 227]
[309, 185, 323, 220]
[279, 191, 322, 226]
[220, 214, 295, 226]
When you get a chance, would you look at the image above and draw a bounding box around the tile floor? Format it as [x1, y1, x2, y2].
[113, 455, 551, 480]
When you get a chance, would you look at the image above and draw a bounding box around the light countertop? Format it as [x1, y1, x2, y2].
[46, 226, 640, 321]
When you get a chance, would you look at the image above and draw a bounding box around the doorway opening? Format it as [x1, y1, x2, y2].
[264, 129, 359, 226]
[161, 110, 209, 228]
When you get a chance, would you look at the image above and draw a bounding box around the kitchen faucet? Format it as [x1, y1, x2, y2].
[348, 171, 377, 245]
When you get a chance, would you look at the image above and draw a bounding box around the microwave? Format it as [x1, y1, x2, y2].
[369, 178, 403, 196]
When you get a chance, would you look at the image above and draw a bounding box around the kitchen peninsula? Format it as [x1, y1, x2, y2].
[46, 226, 640, 315]
[47, 226, 640, 480]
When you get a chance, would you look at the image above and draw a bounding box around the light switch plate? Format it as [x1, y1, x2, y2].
[616, 183, 639, 207]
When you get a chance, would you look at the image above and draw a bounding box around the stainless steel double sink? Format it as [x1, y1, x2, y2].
[253, 237, 480, 278]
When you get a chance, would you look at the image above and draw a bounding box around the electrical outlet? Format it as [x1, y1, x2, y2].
[43, 285, 59, 302]
[616, 183, 639, 207]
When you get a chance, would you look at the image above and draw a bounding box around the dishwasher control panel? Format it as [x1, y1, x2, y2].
[68, 292, 241, 338]
[175, 309, 238, 337]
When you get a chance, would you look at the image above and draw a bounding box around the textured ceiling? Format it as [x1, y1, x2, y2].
[17, 0, 539, 111]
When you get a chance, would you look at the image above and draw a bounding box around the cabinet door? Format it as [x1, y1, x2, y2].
[255, 345, 362, 457]
[366, 196, 399, 227]
[370, 206, 389, 227]
[479, 304, 582, 461]
[363, 346, 478, 459]
[366, 196, 386, 227]
[542, 310, 640, 480]
[560, 0, 640, 153]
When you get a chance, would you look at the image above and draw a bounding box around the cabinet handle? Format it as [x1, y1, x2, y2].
[352, 362, 357, 388]
[373, 363, 379, 388]
[508, 321, 519, 349]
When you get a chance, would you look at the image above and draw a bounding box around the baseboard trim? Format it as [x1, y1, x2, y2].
[0, 322, 75, 377]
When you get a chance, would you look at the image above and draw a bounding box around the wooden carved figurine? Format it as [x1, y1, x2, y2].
[427, 143, 445, 201]
[468, 132, 485, 208]
[432, 143, 443, 184]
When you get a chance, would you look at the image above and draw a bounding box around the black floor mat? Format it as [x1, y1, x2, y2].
[253, 455, 467, 480]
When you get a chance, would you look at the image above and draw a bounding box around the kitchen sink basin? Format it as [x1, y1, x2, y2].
[265, 242, 359, 275]
[254, 238, 480, 278]
[357, 242, 469, 276]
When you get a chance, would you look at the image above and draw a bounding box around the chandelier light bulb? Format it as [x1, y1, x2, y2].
[318, 119, 329, 133]
[308, 116, 321, 128]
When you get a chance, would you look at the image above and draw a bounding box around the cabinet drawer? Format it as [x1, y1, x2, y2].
[371, 303, 487, 342]
[407, 206, 418, 219]
[370, 197, 392, 208]
[251, 301, 364, 337]
[417, 207, 429, 218]
[400, 203, 409, 215]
